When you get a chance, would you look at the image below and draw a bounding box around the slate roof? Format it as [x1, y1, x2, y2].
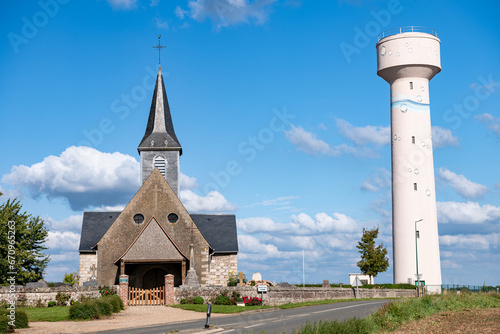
[78, 212, 238, 254]
[78, 212, 121, 252]
[191, 214, 239, 254]
[138, 65, 182, 154]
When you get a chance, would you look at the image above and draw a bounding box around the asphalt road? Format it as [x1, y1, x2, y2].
[97, 299, 390, 334]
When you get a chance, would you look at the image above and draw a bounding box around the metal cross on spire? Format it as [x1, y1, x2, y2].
[153, 34, 166, 64]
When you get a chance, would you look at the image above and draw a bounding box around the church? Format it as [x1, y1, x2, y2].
[78, 59, 238, 289]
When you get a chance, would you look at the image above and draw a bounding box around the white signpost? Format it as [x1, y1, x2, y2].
[257, 285, 268, 302]
[354, 276, 363, 299]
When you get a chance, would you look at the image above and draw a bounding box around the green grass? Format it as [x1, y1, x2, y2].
[171, 304, 275, 313]
[19, 306, 70, 322]
[291, 292, 500, 334]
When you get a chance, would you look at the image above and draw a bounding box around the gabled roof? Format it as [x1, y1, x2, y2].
[79, 212, 239, 255]
[138, 65, 182, 154]
[78, 212, 121, 252]
[115, 216, 188, 263]
[191, 214, 239, 253]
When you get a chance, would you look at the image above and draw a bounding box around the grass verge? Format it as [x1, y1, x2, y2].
[293, 292, 500, 334]
[19, 306, 69, 322]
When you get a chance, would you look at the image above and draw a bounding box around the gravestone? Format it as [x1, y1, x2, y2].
[252, 272, 262, 281]
[237, 272, 245, 286]
[322, 280, 330, 288]
[83, 280, 98, 287]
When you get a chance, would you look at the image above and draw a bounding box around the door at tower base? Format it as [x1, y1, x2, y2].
[376, 28, 442, 290]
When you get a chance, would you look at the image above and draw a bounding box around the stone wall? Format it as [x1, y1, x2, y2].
[0, 286, 100, 307]
[79, 252, 97, 285]
[209, 254, 237, 286]
[175, 286, 416, 306]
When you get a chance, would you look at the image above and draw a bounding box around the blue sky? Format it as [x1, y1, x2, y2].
[1, 0, 499, 286]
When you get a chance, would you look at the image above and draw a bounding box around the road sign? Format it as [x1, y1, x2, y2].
[257, 285, 268, 292]
[354, 277, 363, 286]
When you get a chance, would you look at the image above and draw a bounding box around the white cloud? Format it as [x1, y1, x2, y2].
[438, 168, 488, 199]
[48, 252, 79, 263]
[2, 146, 140, 210]
[248, 195, 298, 207]
[0, 185, 23, 202]
[441, 260, 463, 269]
[238, 235, 281, 258]
[155, 17, 169, 29]
[180, 173, 198, 190]
[106, 0, 137, 10]
[284, 125, 377, 158]
[46, 231, 81, 251]
[439, 233, 499, 250]
[475, 113, 500, 137]
[181, 0, 277, 30]
[284, 124, 337, 156]
[336, 119, 390, 146]
[360, 168, 391, 192]
[237, 217, 283, 233]
[180, 189, 237, 212]
[45, 215, 83, 232]
[437, 201, 500, 224]
[431, 126, 459, 148]
[175, 5, 189, 19]
[290, 212, 359, 234]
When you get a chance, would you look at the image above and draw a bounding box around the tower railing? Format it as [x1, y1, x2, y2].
[378, 26, 438, 41]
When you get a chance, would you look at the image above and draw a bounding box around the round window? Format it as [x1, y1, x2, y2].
[168, 213, 178, 224]
[133, 214, 144, 224]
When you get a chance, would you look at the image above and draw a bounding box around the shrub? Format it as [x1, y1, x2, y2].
[243, 296, 262, 306]
[103, 295, 123, 312]
[213, 291, 234, 305]
[95, 299, 113, 316]
[99, 286, 117, 297]
[47, 301, 56, 307]
[56, 291, 71, 306]
[69, 301, 100, 320]
[180, 298, 187, 304]
[16, 294, 28, 308]
[0, 309, 29, 333]
[193, 296, 204, 304]
[0, 300, 9, 309]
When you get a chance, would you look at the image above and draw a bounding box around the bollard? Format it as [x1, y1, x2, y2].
[204, 303, 212, 329]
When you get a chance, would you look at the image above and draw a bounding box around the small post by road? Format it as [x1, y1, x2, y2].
[204, 303, 211, 329]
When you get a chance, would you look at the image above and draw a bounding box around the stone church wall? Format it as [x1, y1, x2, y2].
[0, 286, 100, 307]
[175, 286, 416, 306]
[79, 253, 97, 285]
[209, 254, 237, 286]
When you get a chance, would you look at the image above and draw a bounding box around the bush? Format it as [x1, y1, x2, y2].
[69, 301, 100, 320]
[243, 296, 262, 306]
[99, 286, 117, 297]
[193, 296, 204, 304]
[180, 298, 188, 304]
[47, 301, 56, 307]
[0, 309, 29, 333]
[103, 295, 124, 312]
[95, 299, 113, 316]
[55, 291, 71, 306]
[213, 291, 235, 305]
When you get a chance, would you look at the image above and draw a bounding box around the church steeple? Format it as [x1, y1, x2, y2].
[138, 65, 182, 153]
[138, 64, 182, 196]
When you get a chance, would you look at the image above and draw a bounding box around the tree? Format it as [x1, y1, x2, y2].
[63, 272, 79, 286]
[0, 193, 50, 285]
[356, 227, 389, 278]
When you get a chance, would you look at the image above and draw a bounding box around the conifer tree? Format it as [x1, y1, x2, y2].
[356, 227, 389, 278]
[0, 193, 50, 285]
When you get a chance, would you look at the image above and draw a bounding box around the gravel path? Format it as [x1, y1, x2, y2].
[16, 306, 224, 334]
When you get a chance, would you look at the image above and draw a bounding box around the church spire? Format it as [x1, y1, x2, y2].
[138, 64, 182, 154]
[138, 45, 182, 195]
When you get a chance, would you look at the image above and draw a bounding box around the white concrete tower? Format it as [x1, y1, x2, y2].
[376, 27, 442, 290]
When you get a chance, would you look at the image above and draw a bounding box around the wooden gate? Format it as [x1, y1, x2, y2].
[128, 286, 165, 305]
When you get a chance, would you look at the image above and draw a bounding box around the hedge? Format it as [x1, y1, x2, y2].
[0, 309, 29, 333]
[69, 295, 124, 320]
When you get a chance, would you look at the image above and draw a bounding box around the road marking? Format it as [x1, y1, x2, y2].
[220, 330, 235, 333]
[293, 313, 311, 317]
[244, 323, 266, 329]
[311, 301, 387, 314]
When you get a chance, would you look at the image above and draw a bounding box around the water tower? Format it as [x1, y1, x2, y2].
[376, 27, 442, 291]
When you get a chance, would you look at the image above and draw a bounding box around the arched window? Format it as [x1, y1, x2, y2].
[133, 214, 144, 224]
[154, 155, 166, 178]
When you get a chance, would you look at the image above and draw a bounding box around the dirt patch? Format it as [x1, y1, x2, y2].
[15, 306, 225, 334]
[391, 307, 500, 334]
